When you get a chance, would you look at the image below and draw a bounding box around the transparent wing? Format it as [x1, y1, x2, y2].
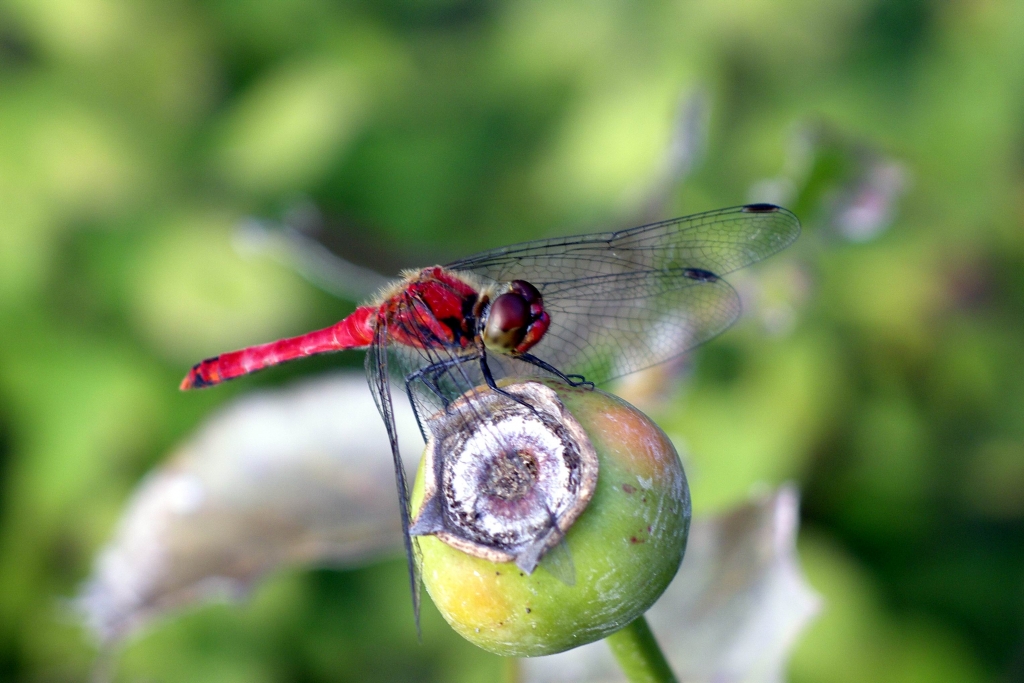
[364, 317, 422, 634]
[448, 204, 799, 281]
[537, 274, 741, 386]
[446, 204, 799, 384]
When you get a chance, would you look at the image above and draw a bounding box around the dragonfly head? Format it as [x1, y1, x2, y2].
[482, 280, 550, 354]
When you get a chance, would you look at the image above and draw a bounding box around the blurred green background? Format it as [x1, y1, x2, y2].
[1, 0, 1023, 681]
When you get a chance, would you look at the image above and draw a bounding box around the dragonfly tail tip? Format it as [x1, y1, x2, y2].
[179, 365, 217, 390]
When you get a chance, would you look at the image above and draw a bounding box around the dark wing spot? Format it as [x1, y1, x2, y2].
[682, 268, 719, 282]
[742, 203, 780, 213]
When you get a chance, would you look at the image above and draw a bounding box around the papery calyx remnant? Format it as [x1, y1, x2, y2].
[410, 381, 598, 573]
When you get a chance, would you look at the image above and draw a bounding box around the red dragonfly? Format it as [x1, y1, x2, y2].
[181, 203, 800, 622]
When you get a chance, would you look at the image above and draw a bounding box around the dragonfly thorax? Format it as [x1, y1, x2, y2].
[481, 279, 550, 355]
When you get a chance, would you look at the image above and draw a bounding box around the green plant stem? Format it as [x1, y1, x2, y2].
[605, 615, 678, 683]
[502, 656, 520, 683]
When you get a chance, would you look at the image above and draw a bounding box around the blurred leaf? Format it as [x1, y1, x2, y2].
[522, 486, 820, 683]
[532, 72, 687, 216]
[28, 104, 150, 218]
[961, 439, 1024, 519]
[791, 533, 989, 683]
[491, 0, 619, 82]
[6, 0, 131, 61]
[0, 85, 152, 299]
[668, 332, 841, 514]
[127, 211, 316, 361]
[77, 372, 422, 644]
[822, 240, 945, 352]
[7, 0, 217, 124]
[0, 177, 52, 300]
[212, 57, 369, 194]
[0, 318, 167, 677]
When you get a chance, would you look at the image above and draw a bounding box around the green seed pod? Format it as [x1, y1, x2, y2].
[410, 380, 690, 657]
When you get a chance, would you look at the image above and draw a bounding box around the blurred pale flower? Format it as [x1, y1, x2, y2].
[78, 373, 421, 644]
[79, 373, 819, 683]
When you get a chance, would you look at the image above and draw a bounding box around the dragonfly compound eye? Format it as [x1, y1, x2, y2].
[483, 292, 530, 352]
[510, 279, 542, 305]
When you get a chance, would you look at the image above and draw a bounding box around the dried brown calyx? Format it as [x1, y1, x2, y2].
[409, 382, 599, 574]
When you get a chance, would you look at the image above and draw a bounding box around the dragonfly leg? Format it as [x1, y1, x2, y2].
[405, 353, 481, 420]
[516, 352, 595, 389]
[478, 351, 539, 413]
[403, 374, 430, 442]
[406, 365, 452, 409]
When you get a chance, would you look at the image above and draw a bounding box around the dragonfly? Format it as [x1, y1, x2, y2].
[180, 202, 800, 627]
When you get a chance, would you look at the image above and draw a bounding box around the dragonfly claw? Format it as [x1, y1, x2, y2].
[564, 374, 595, 390]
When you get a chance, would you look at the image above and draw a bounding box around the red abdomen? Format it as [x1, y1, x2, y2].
[180, 306, 376, 389]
